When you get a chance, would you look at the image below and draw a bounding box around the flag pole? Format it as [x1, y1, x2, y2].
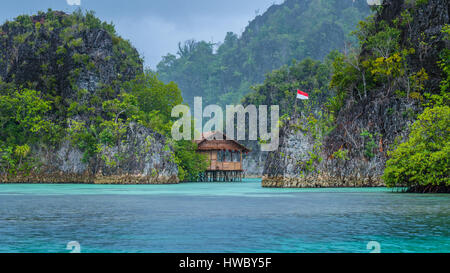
[293, 94, 298, 121]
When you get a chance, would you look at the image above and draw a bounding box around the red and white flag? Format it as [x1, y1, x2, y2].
[297, 89, 309, 100]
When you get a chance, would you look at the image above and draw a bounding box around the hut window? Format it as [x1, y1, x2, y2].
[217, 150, 224, 162]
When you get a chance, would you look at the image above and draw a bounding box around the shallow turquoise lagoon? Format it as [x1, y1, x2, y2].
[0, 179, 448, 253]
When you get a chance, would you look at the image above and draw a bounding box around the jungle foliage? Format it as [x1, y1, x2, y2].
[325, 3, 448, 189]
[383, 105, 449, 188]
[383, 24, 450, 189]
[242, 57, 335, 117]
[0, 10, 207, 180]
[156, 0, 370, 107]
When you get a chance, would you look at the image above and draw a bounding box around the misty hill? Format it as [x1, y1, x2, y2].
[156, 0, 371, 107]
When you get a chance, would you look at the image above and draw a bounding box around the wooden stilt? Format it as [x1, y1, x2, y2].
[198, 170, 244, 182]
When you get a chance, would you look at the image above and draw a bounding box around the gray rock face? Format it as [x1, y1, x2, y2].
[56, 141, 87, 173]
[262, 117, 386, 188]
[378, 0, 449, 91]
[241, 140, 267, 177]
[3, 124, 179, 184]
[94, 123, 178, 183]
[262, 121, 313, 178]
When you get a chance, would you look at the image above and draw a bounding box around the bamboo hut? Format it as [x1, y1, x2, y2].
[195, 131, 250, 182]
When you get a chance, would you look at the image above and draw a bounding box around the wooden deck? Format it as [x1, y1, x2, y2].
[208, 161, 242, 171]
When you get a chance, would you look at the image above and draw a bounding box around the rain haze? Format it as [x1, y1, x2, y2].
[0, 0, 283, 68]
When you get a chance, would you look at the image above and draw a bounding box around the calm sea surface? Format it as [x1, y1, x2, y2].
[0, 179, 448, 253]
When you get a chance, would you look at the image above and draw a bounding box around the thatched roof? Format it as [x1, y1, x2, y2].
[195, 131, 250, 152]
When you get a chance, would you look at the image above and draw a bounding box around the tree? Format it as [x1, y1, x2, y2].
[121, 70, 183, 135]
[0, 88, 53, 144]
[383, 106, 450, 190]
[173, 140, 208, 182]
[0, 88, 55, 172]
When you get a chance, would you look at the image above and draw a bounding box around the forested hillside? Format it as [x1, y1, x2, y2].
[156, 0, 370, 107]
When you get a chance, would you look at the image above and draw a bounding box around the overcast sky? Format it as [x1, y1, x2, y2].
[0, 0, 283, 68]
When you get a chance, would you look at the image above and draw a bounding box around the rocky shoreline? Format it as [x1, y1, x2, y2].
[0, 172, 179, 184]
[262, 174, 385, 188]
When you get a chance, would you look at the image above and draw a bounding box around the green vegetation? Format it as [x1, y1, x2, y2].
[383, 24, 450, 190]
[172, 141, 208, 182]
[121, 72, 183, 134]
[328, 9, 438, 116]
[383, 106, 449, 188]
[0, 10, 207, 180]
[0, 85, 57, 174]
[157, 0, 370, 107]
[360, 130, 379, 160]
[242, 57, 336, 176]
[242, 57, 334, 116]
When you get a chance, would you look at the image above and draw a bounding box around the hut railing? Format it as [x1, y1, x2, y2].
[208, 161, 242, 171]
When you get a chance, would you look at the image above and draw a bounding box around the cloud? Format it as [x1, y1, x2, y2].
[66, 0, 81, 6]
[113, 11, 260, 68]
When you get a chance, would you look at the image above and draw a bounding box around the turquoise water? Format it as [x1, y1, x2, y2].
[0, 179, 448, 253]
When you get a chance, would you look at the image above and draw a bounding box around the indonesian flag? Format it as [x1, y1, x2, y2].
[297, 89, 309, 100]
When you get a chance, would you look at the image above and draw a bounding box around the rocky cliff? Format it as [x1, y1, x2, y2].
[263, 0, 449, 187]
[241, 140, 268, 177]
[4, 124, 178, 184]
[262, 116, 386, 188]
[0, 10, 178, 183]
